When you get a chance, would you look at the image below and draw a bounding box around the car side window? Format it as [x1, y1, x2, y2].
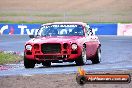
[89, 28, 93, 36]
[85, 25, 93, 36]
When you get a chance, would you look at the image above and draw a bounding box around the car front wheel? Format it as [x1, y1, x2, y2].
[24, 57, 36, 68]
[75, 46, 87, 66]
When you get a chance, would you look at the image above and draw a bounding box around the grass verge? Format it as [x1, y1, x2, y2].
[0, 52, 23, 65]
[0, 20, 132, 24]
[0, 20, 63, 24]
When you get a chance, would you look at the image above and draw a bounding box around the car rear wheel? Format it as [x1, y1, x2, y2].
[42, 61, 51, 67]
[91, 47, 101, 64]
[24, 57, 36, 68]
[75, 46, 87, 66]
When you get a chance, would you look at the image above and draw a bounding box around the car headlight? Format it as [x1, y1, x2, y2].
[71, 43, 78, 50]
[25, 45, 32, 50]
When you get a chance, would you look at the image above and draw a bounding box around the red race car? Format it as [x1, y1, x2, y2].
[24, 22, 101, 68]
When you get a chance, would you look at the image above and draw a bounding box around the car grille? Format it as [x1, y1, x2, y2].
[36, 55, 59, 59]
[41, 43, 61, 54]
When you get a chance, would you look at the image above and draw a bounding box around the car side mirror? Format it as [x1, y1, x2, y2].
[29, 35, 35, 38]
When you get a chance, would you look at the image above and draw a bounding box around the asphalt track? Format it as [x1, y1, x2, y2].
[0, 35, 132, 76]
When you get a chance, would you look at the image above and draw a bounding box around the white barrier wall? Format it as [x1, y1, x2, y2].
[117, 23, 132, 36]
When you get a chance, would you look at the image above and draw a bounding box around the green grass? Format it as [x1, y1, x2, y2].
[0, 11, 132, 23]
[0, 20, 63, 24]
[0, 52, 23, 65]
[0, 20, 44, 24]
[0, 20, 132, 24]
[0, 13, 63, 17]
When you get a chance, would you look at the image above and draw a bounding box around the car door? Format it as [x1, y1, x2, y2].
[85, 27, 99, 59]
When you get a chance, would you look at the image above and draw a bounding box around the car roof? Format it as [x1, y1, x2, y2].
[42, 22, 87, 26]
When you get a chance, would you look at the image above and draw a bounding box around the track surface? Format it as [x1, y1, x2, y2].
[0, 35, 132, 76]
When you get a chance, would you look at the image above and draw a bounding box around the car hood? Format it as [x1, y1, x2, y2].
[27, 36, 85, 44]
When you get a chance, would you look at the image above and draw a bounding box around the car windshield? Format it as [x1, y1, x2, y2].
[38, 24, 84, 36]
